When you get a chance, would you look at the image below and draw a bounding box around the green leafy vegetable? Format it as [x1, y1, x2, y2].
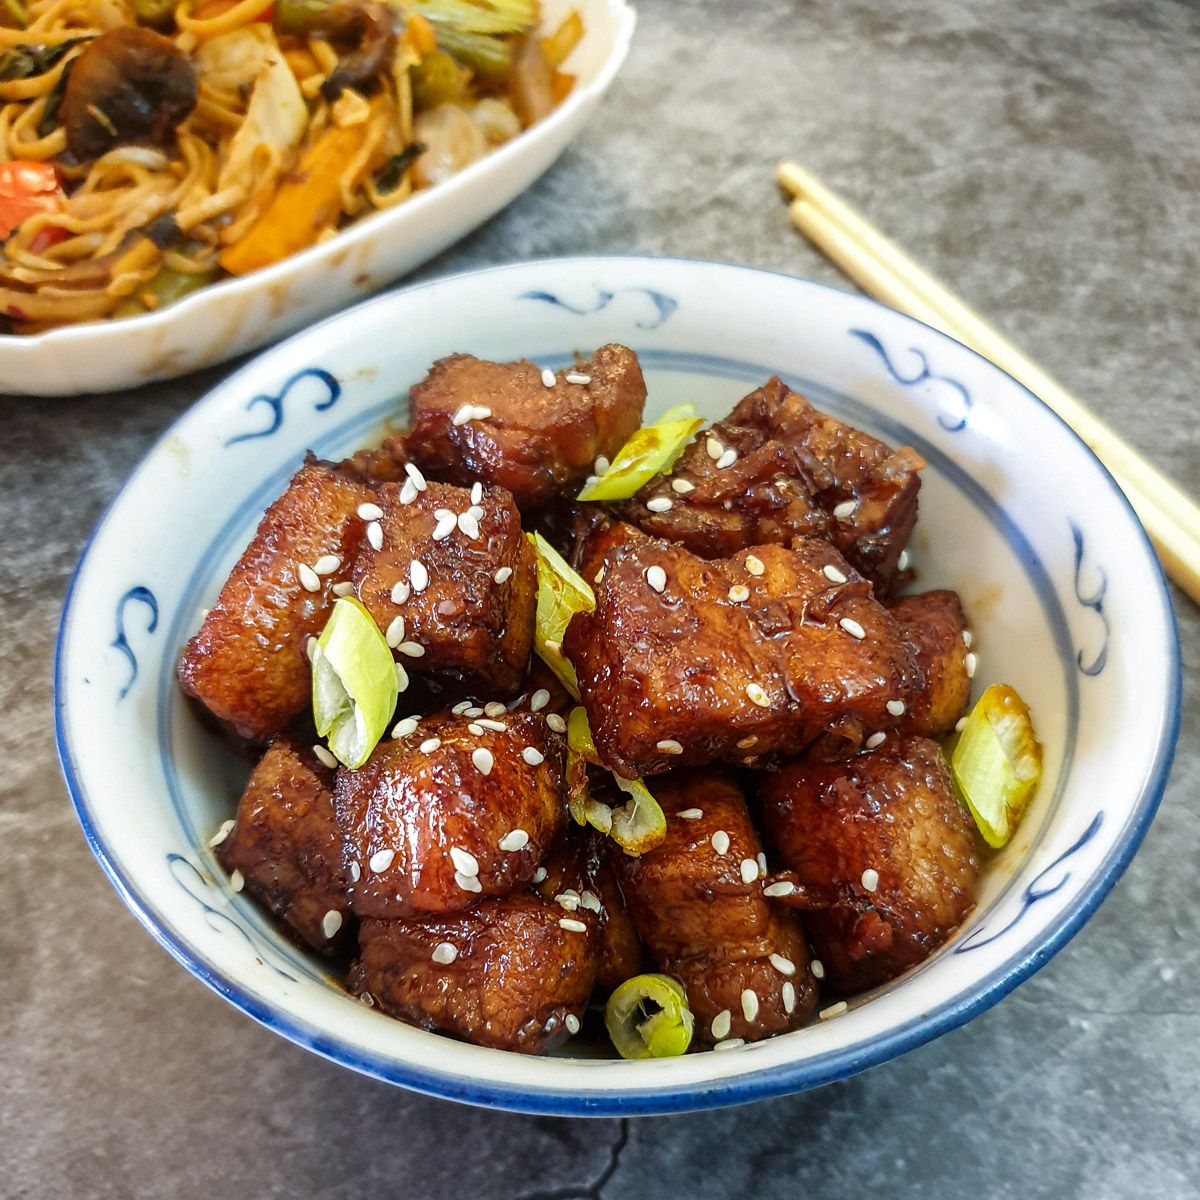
[410, 0, 536, 83]
[577, 404, 705, 501]
[527, 530, 593, 697]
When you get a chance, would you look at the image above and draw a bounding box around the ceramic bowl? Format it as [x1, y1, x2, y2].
[2, 0, 635, 397]
[55, 257, 1181, 1114]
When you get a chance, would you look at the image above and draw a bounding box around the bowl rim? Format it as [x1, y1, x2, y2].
[54, 254, 1183, 1115]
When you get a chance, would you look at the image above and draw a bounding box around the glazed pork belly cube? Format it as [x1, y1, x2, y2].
[334, 711, 565, 918]
[564, 536, 923, 778]
[616, 376, 924, 592]
[758, 735, 981, 994]
[349, 478, 535, 696]
[215, 737, 353, 954]
[396, 343, 647, 509]
[178, 461, 375, 740]
[350, 892, 598, 1054]
[889, 590, 973, 737]
[611, 772, 817, 1045]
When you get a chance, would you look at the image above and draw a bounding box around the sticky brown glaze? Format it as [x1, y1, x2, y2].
[889, 590, 973, 736]
[758, 736, 981, 994]
[349, 478, 535, 695]
[611, 772, 817, 1045]
[216, 737, 354, 954]
[616, 376, 923, 593]
[350, 892, 598, 1053]
[334, 711, 565, 918]
[564, 537, 922, 778]
[177, 460, 375, 741]
[396, 344, 647, 509]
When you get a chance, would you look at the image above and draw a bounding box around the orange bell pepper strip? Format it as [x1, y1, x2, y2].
[0, 160, 66, 240]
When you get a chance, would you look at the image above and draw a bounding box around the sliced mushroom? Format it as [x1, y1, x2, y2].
[319, 2, 397, 102]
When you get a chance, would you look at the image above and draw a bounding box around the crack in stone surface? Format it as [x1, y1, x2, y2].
[513, 1118, 629, 1200]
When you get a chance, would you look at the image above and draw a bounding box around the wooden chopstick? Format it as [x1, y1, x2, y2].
[778, 160, 1200, 605]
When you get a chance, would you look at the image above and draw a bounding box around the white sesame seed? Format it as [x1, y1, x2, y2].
[385, 615, 406, 647]
[313, 554, 341, 576]
[965, 652, 978, 678]
[493, 566, 513, 584]
[391, 580, 410, 604]
[728, 585, 750, 603]
[434, 507, 456, 521]
[646, 496, 673, 513]
[716, 448, 738, 470]
[544, 639, 561, 654]
[956, 716, 968, 733]
[963, 629, 974, 648]
[450, 847, 479, 876]
[348, 861, 360, 883]
[745, 554, 765, 576]
[757, 852, 767, 875]
[483, 701, 506, 717]
[580, 890, 602, 913]
[865, 732, 887, 750]
[472, 747, 494, 776]
[763, 881, 796, 898]
[546, 713, 567, 734]
[369, 848, 395, 872]
[532, 867, 548, 883]
[357, 502, 384, 521]
[499, 829, 530, 852]
[861, 868, 880, 892]
[898, 549, 911, 571]
[740, 858, 758, 884]
[396, 662, 409, 692]
[404, 462, 427, 491]
[782, 981, 797, 1013]
[565, 1013, 582, 1034]
[839, 617, 867, 640]
[457, 511, 481, 540]
[469, 481, 483, 505]
[322, 909, 343, 939]
[832, 500, 857, 520]
[306, 635, 319, 662]
[741, 989, 760, 1022]
[706, 436, 724, 460]
[419, 738, 441, 754]
[558, 918, 587, 933]
[397, 641, 425, 658]
[455, 872, 483, 893]
[556, 893, 580, 911]
[541, 367, 556, 387]
[468, 722, 485, 735]
[677, 808, 703, 820]
[745, 683, 770, 708]
[819, 1001, 848, 1020]
[359, 991, 375, 1007]
[209, 819, 235, 847]
[530, 688, 551, 713]
[714, 1038, 745, 1051]
[769, 954, 796, 976]
[594, 455, 610, 474]
[565, 372, 591, 385]
[671, 478, 694, 494]
[645, 565, 667, 593]
[432, 514, 457, 541]
[823, 564, 848, 584]
[711, 1009, 732, 1040]
[451, 404, 474, 426]
[478, 719, 507, 732]
[297, 563, 321, 592]
[521, 747, 545, 766]
[332, 581, 355, 597]
[229, 869, 244, 892]
[737, 735, 759, 749]
[711, 830, 731, 855]
[366, 521, 383, 551]
[452, 701, 473, 715]
[399, 478, 419, 505]
[464, 707, 484, 718]
[811, 959, 825, 979]
[887, 699, 907, 717]
[656, 739, 684, 755]
[432, 941, 458, 964]
[313, 744, 337, 769]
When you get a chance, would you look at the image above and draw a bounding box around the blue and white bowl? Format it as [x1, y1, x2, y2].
[55, 257, 1181, 1114]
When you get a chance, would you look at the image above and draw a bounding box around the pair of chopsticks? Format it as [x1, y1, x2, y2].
[778, 160, 1200, 606]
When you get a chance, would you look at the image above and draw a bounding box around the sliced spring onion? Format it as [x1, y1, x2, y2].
[311, 597, 398, 769]
[577, 403, 705, 501]
[951, 684, 1043, 849]
[527, 531, 594, 697]
[605, 974, 694, 1059]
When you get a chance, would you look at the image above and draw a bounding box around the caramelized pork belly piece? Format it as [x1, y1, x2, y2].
[575, 518, 649, 588]
[215, 737, 353, 953]
[396, 344, 647, 509]
[349, 479, 535, 696]
[178, 461, 374, 740]
[590, 852, 648, 993]
[889, 590, 973, 737]
[617, 376, 923, 592]
[334, 711, 565, 918]
[350, 892, 598, 1053]
[564, 537, 922, 778]
[758, 736, 981, 994]
[611, 772, 817, 1045]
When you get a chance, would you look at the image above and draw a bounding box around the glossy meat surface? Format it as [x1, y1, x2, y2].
[617, 376, 923, 592]
[178, 461, 374, 740]
[334, 711, 565, 918]
[890, 590, 973, 737]
[350, 892, 598, 1053]
[398, 344, 647, 509]
[758, 736, 981, 993]
[611, 772, 817, 1044]
[564, 537, 923, 777]
[216, 737, 353, 953]
[350, 478, 535, 695]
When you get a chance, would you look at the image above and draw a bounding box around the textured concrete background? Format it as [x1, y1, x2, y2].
[3, 1, 1198, 1196]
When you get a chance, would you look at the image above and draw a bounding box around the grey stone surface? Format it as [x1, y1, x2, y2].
[2, 0, 1198, 1196]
